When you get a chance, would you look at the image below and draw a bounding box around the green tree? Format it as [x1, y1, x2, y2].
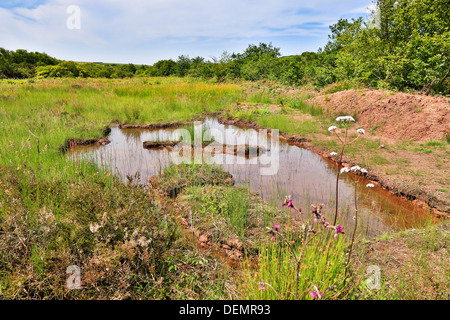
[175, 55, 192, 77]
[152, 59, 177, 76]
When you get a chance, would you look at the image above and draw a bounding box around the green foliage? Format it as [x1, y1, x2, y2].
[175, 55, 192, 77]
[0, 48, 59, 79]
[2, 0, 449, 95]
[331, 0, 450, 94]
[185, 185, 251, 238]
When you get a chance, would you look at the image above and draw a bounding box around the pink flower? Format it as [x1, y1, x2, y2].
[310, 291, 319, 299]
[324, 222, 330, 227]
[273, 224, 280, 230]
[281, 195, 295, 208]
[259, 281, 266, 290]
[270, 236, 275, 241]
[282, 200, 293, 208]
[334, 225, 345, 238]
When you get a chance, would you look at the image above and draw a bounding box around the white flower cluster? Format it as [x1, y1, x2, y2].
[340, 167, 350, 174]
[357, 128, 365, 134]
[336, 116, 355, 122]
[366, 183, 375, 188]
[340, 166, 368, 174]
[328, 126, 338, 131]
[330, 152, 338, 156]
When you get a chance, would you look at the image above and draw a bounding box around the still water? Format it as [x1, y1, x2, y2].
[70, 117, 432, 237]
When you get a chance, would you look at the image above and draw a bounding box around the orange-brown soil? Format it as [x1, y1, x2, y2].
[306, 89, 449, 142]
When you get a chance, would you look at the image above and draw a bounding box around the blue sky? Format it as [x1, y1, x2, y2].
[0, 0, 374, 64]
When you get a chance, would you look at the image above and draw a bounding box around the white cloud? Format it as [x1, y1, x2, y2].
[0, 0, 371, 63]
[350, 3, 376, 14]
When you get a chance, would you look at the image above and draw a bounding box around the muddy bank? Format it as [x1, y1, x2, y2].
[119, 120, 187, 130]
[305, 89, 449, 216]
[148, 163, 235, 198]
[217, 116, 311, 145]
[143, 140, 180, 149]
[64, 113, 448, 218]
[216, 114, 449, 218]
[306, 89, 450, 142]
[60, 119, 195, 153]
[59, 126, 111, 153]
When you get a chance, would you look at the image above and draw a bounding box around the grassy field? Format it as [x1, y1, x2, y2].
[0, 77, 447, 300]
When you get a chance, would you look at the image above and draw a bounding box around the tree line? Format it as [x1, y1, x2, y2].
[1, 0, 448, 95]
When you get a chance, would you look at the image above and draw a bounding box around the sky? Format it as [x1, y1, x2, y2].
[0, 0, 374, 65]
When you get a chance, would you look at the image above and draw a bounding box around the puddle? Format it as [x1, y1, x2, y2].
[69, 117, 434, 237]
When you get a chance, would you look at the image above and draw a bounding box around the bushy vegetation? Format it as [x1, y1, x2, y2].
[2, 0, 448, 95]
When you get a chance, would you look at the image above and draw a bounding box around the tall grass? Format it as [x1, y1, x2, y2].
[256, 115, 321, 136]
[0, 77, 247, 299]
[239, 229, 348, 299]
[1, 77, 444, 300]
[286, 97, 323, 116]
[0, 77, 245, 174]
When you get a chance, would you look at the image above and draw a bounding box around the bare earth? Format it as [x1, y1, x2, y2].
[306, 89, 450, 142]
[305, 89, 450, 216]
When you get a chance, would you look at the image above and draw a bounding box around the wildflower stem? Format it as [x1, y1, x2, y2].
[333, 127, 348, 225]
[259, 280, 282, 299]
[294, 230, 312, 298]
[345, 182, 358, 277]
[28, 130, 39, 154]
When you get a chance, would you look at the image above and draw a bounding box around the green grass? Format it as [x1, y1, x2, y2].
[0, 77, 446, 300]
[256, 114, 321, 136]
[322, 80, 364, 95]
[420, 141, 447, 147]
[370, 154, 390, 165]
[183, 185, 251, 239]
[410, 147, 433, 153]
[351, 221, 449, 300]
[286, 97, 323, 116]
[239, 228, 349, 300]
[0, 77, 247, 299]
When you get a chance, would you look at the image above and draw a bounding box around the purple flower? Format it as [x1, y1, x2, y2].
[282, 195, 298, 209]
[310, 291, 319, 299]
[282, 200, 294, 208]
[258, 281, 266, 290]
[324, 222, 330, 227]
[334, 225, 345, 238]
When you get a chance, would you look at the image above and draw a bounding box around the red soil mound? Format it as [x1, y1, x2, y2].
[307, 89, 450, 142]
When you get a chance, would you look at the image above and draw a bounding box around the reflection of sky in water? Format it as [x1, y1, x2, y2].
[71, 118, 432, 237]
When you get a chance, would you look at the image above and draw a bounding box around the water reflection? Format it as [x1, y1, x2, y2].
[70, 117, 433, 237]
